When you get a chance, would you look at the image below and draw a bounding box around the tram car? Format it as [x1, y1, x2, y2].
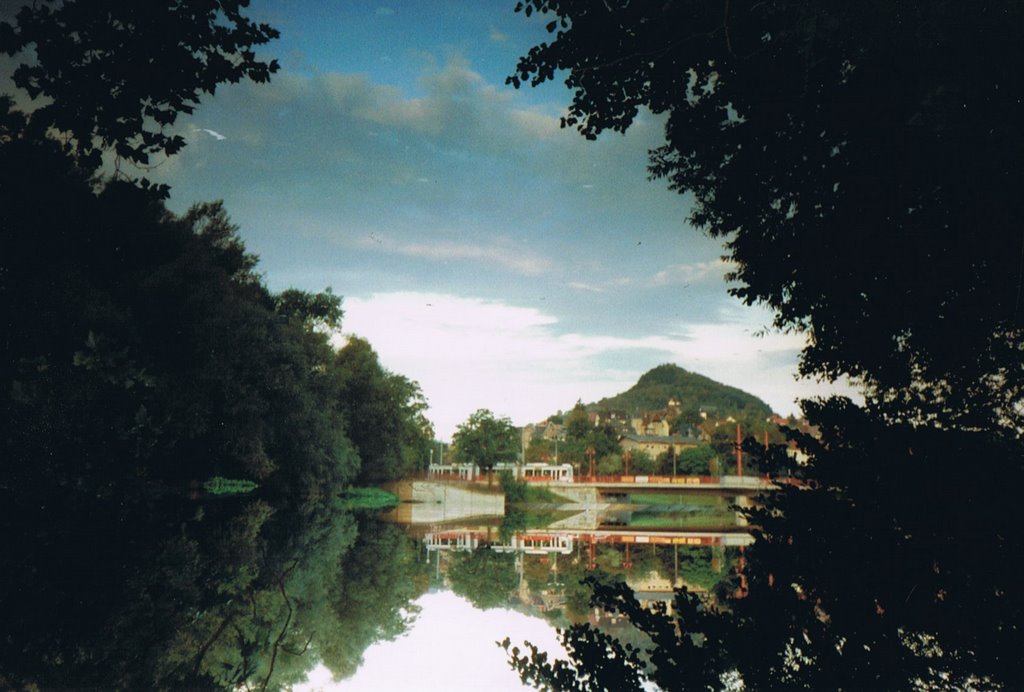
[427, 461, 573, 483]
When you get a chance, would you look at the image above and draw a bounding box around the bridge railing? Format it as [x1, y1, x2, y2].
[573, 474, 722, 485]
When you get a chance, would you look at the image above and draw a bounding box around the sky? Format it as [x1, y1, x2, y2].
[131, 1, 855, 439]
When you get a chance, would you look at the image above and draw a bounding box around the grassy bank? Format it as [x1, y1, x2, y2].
[500, 471, 572, 504]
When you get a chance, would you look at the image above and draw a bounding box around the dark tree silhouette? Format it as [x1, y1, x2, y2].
[0, 0, 279, 170]
[0, 6, 432, 686]
[507, 2, 1024, 688]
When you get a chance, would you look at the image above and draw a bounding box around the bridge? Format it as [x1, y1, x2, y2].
[426, 464, 793, 494]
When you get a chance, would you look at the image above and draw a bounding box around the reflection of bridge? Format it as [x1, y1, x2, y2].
[554, 474, 776, 493]
[422, 528, 753, 555]
[424, 530, 574, 555]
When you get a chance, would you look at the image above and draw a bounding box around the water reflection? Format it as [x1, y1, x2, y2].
[297, 591, 565, 692]
[384, 478, 753, 640]
[2, 473, 752, 690]
[1, 483, 428, 690]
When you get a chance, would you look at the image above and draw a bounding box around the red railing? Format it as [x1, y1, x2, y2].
[575, 474, 720, 484]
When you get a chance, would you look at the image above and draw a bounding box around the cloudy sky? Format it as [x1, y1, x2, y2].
[140, 1, 850, 439]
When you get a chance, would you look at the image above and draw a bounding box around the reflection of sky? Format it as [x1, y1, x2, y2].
[127, 1, 861, 438]
[295, 590, 565, 691]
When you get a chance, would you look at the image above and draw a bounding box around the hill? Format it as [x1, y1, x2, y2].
[589, 364, 773, 421]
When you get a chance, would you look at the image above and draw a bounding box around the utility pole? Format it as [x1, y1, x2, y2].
[736, 423, 743, 477]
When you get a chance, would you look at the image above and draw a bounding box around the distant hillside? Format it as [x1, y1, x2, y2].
[590, 364, 773, 420]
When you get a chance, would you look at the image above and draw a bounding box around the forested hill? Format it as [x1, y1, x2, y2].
[591, 364, 773, 419]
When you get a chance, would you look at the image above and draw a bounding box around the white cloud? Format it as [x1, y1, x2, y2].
[566, 281, 606, 293]
[170, 54, 658, 182]
[353, 235, 552, 275]
[336, 293, 859, 440]
[649, 258, 734, 287]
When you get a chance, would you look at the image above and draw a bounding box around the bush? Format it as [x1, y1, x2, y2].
[499, 470, 528, 503]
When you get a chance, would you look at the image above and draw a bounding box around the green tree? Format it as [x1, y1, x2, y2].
[564, 400, 591, 440]
[596, 453, 622, 476]
[563, 401, 620, 470]
[625, 449, 656, 475]
[451, 409, 518, 475]
[333, 337, 434, 484]
[524, 436, 554, 464]
[675, 444, 716, 476]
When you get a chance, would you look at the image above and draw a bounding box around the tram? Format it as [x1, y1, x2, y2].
[426, 461, 573, 483]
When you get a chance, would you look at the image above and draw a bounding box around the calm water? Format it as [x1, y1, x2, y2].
[2, 479, 750, 690]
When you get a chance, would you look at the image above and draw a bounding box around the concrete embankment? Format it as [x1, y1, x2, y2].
[546, 484, 600, 505]
[381, 480, 504, 524]
[545, 484, 608, 531]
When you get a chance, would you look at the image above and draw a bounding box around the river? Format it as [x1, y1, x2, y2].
[1, 476, 751, 690]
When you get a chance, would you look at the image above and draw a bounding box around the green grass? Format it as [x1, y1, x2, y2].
[500, 508, 578, 539]
[203, 476, 258, 495]
[522, 484, 573, 504]
[627, 492, 725, 507]
[500, 471, 572, 504]
[338, 487, 399, 510]
[626, 512, 738, 529]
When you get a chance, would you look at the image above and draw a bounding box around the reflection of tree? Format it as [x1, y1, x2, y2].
[318, 519, 431, 680]
[1, 483, 435, 689]
[448, 548, 519, 610]
[0, 489, 362, 689]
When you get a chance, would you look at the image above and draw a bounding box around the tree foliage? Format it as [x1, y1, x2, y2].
[673, 444, 716, 475]
[334, 337, 434, 484]
[452, 409, 519, 473]
[562, 400, 619, 467]
[0, 0, 279, 169]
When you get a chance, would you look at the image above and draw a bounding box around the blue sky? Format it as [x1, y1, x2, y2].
[138, 1, 852, 439]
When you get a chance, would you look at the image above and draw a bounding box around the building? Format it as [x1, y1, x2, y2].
[619, 433, 701, 458]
